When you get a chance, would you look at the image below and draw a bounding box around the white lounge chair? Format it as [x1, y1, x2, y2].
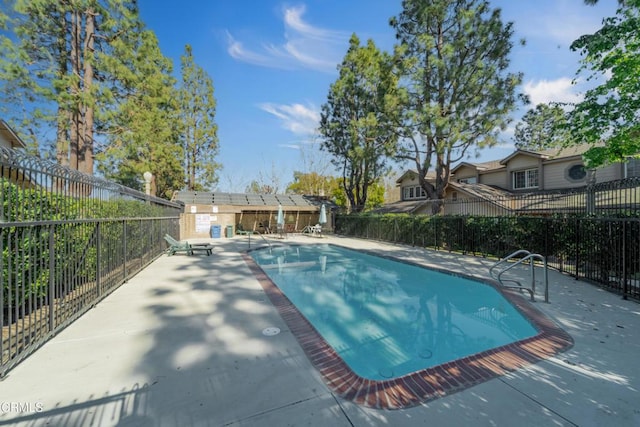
[302, 224, 321, 234]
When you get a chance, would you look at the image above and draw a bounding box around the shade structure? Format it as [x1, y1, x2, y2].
[277, 204, 284, 226]
[319, 204, 327, 224]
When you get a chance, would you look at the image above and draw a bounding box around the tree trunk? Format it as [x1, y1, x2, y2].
[80, 9, 95, 175]
[430, 199, 444, 215]
[69, 10, 80, 170]
[55, 12, 70, 168]
[190, 150, 196, 190]
[55, 107, 69, 168]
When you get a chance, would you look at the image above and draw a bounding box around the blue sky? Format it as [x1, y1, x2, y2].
[137, 0, 618, 193]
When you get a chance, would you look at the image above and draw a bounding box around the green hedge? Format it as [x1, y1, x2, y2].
[1, 180, 176, 312]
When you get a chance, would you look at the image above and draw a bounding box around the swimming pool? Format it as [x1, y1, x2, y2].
[245, 243, 573, 409]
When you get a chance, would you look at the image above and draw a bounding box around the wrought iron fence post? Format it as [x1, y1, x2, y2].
[544, 219, 549, 259]
[575, 219, 580, 280]
[460, 217, 465, 254]
[433, 218, 437, 250]
[96, 222, 101, 298]
[623, 220, 628, 300]
[412, 217, 415, 247]
[48, 223, 55, 332]
[394, 217, 397, 242]
[586, 170, 596, 214]
[123, 220, 127, 282]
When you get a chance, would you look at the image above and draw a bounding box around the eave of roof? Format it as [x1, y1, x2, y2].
[395, 169, 419, 184]
[0, 120, 26, 149]
[499, 149, 548, 165]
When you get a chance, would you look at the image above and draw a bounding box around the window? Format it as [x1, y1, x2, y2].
[458, 177, 477, 184]
[626, 158, 640, 178]
[403, 187, 410, 200]
[512, 168, 539, 189]
[566, 164, 587, 182]
[402, 185, 426, 200]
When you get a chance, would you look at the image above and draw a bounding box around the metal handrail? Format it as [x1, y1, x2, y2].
[490, 249, 549, 303]
[489, 249, 531, 279]
[247, 231, 271, 250]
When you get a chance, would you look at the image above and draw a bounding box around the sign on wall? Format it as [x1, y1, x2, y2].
[195, 214, 211, 233]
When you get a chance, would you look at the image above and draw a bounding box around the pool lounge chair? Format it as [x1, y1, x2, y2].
[163, 234, 213, 256]
[235, 224, 255, 236]
[302, 224, 322, 236]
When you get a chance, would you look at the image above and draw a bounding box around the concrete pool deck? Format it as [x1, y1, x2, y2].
[0, 235, 639, 426]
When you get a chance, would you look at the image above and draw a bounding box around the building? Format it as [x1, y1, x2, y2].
[383, 145, 640, 215]
[172, 191, 333, 239]
[0, 120, 26, 150]
[0, 120, 32, 187]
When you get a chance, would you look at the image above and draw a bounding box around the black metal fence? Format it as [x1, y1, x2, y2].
[336, 214, 640, 301]
[421, 176, 640, 216]
[0, 148, 182, 376]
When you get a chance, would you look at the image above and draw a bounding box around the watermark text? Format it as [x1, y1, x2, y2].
[0, 401, 44, 413]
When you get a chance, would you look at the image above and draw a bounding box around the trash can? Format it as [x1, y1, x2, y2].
[225, 225, 234, 238]
[210, 225, 221, 238]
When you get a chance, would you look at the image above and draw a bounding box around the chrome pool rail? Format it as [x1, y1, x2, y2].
[247, 231, 272, 250]
[490, 249, 549, 303]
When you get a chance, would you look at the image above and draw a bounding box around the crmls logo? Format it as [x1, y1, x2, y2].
[0, 401, 44, 413]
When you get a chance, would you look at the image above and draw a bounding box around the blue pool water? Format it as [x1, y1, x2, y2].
[250, 244, 537, 380]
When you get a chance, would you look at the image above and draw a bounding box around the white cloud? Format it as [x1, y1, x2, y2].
[258, 102, 320, 135]
[523, 77, 583, 106]
[226, 31, 294, 69]
[225, 5, 347, 72]
[276, 137, 318, 150]
[278, 143, 302, 150]
[513, 1, 618, 48]
[543, 18, 600, 47]
[283, 5, 343, 41]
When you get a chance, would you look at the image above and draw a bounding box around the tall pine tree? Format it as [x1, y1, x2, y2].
[390, 0, 523, 213]
[97, 29, 184, 199]
[178, 44, 220, 191]
[319, 34, 399, 213]
[0, 0, 149, 175]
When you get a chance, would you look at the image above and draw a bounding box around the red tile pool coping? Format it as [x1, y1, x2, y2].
[243, 251, 574, 410]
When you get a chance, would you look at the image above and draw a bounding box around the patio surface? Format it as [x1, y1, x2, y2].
[0, 234, 639, 426]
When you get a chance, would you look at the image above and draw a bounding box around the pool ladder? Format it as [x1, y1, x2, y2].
[247, 232, 272, 250]
[489, 250, 549, 303]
